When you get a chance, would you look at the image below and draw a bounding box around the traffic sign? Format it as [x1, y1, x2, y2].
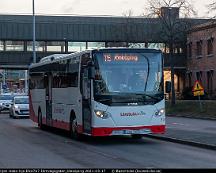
[192, 80, 204, 96]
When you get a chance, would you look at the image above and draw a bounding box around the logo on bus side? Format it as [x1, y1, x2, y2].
[120, 111, 146, 116]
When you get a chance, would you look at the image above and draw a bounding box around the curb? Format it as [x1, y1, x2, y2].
[145, 134, 216, 150]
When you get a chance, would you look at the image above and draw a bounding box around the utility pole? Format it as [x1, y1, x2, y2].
[3, 70, 6, 85]
[32, 0, 36, 63]
[24, 70, 28, 94]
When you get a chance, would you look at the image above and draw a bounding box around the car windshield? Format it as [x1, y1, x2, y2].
[14, 97, 29, 104]
[0, 95, 14, 100]
[93, 51, 163, 96]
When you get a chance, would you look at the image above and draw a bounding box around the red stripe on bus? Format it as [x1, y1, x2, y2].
[91, 125, 165, 136]
[52, 119, 70, 130]
[51, 119, 83, 133]
[29, 93, 38, 123]
[42, 117, 46, 125]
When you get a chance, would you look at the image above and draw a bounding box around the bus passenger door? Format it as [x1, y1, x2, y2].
[82, 68, 92, 134]
[44, 73, 52, 126]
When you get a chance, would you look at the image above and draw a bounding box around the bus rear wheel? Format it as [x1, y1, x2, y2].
[70, 117, 81, 140]
[38, 110, 44, 130]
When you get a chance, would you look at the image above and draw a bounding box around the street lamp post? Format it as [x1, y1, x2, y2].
[32, 0, 36, 63]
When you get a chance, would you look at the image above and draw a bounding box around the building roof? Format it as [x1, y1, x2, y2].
[188, 20, 216, 33]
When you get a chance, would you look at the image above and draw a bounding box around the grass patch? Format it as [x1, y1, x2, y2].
[166, 100, 216, 117]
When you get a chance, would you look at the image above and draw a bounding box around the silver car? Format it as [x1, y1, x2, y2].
[9, 96, 29, 118]
[0, 94, 14, 113]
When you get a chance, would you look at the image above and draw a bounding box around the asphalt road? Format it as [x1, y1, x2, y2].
[0, 113, 216, 168]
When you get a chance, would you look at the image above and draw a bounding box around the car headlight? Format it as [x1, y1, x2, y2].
[94, 110, 110, 119]
[155, 108, 165, 116]
[14, 105, 19, 109]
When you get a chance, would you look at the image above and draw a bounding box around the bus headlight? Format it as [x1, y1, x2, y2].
[94, 110, 110, 119]
[155, 108, 165, 116]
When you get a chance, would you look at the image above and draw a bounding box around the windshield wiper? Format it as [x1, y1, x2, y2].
[97, 98, 112, 102]
[134, 93, 162, 102]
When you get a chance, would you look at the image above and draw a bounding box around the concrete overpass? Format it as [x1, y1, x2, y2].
[0, 13, 211, 69]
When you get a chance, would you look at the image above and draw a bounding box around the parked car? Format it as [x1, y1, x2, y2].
[0, 94, 14, 113]
[9, 95, 29, 118]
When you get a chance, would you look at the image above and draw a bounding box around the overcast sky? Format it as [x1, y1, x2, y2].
[0, 0, 213, 18]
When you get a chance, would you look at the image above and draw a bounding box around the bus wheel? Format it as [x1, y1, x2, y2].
[70, 117, 81, 140]
[131, 134, 143, 139]
[38, 110, 44, 130]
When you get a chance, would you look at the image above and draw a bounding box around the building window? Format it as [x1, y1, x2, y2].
[5, 41, 24, 51]
[187, 72, 192, 87]
[27, 41, 46, 52]
[207, 38, 213, 55]
[188, 42, 192, 58]
[128, 43, 146, 48]
[68, 42, 86, 52]
[105, 42, 127, 47]
[196, 40, 202, 57]
[87, 42, 105, 49]
[148, 43, 166, 52]
[196, 71, 202, 83]
[173, 43, 184, 54]
[47, 41, 65, 52]
[174, 47, 183, 54]
[0, 41, 4, 51]
[207, 70, 213, 95]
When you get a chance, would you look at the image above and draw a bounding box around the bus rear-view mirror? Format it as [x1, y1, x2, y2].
[88, 66, 95, 79]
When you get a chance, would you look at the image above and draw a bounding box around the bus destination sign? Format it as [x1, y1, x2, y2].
[104, 54, 138, 62]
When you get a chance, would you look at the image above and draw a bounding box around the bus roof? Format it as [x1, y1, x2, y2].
[29, 48, 161, 69]
[92, 48, 162, 53]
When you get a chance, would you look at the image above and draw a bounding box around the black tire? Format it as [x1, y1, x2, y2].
[11, 111, 15, 119]
[131, 134, 143, 139]
[70, 116, 82, 140]
[9, 110, 13, 118]
[9, 110, 12, 117]
[38, 110, 44, 130]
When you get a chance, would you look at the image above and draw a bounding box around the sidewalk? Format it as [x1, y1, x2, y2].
[147, 116, 216, 150]
[168, 113, 216, 121]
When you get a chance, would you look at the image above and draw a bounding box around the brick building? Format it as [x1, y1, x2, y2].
[187, 22, 216, 98]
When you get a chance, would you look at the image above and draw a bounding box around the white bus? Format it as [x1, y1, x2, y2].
[29, 48, 165, 139]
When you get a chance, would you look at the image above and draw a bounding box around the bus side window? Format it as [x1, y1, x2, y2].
[68, 72, 78, 87]
[30, 73, 44, 89]
[53, 75, 61, 88]
[67, 61, 79, 87]
[29, 79, 35, 89]
[81, 53, 91, 66]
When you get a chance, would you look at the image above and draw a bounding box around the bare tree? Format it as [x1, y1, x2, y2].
[207, 1, 216, 18]
[122, 9, 135, 47]
[122, 9, 134, 17]
[145, 0, 197, 105]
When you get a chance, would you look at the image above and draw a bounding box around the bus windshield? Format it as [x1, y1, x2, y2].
[93, 51, 163, 101]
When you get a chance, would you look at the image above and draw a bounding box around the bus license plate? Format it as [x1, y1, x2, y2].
[123, 129, 151, 134]
[112, 129, 151, 135]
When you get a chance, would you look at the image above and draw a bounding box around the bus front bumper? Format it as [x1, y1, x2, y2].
[91, 125, 165, 137]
